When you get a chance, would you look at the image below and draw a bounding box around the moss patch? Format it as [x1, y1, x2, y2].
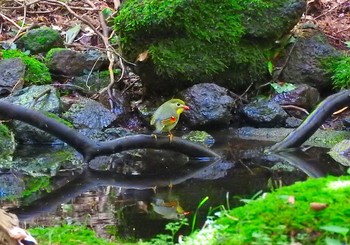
[184, 175, 350, 244]
[29, 225, 115, 245]
[323, 54, 350, 89]
[1, 49, 51, 84]
[114, 0, 302, 93]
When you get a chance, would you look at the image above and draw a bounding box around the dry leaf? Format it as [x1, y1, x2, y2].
[310, 202, 328, 211]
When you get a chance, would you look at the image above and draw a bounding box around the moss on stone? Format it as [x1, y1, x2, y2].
[16, 26, 64, 54]
[1, 49, 51, 85]
[114, 0, 304, 93]
[45, 47, 69, 63]
[42, 112, 73, 128]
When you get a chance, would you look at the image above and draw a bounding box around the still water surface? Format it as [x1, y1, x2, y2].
[3, 130, 346, 241]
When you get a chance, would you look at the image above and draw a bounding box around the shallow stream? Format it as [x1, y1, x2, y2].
[0, 129, 346, 242]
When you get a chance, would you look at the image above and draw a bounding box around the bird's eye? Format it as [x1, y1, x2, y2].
[176, 103, 181, 106]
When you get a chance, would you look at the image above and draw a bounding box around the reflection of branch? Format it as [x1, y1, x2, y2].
[0, 101, 220, 163]
[14, 159, 221, 220]
[270, 90, 350, 151]
[271, 150, 327, 177]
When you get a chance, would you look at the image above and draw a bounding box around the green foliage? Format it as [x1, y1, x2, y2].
[1, 49, 51, 84]
[270, 82, 296, 93]
[29, 225, 115, 245]
[22, 176, 51, 198]
[323, 55, 350, 89]
[149, 218, 189, 245]
[45, 48, 68, 63]
[185, 175, 350, 244]
[0, 123, 11, 138]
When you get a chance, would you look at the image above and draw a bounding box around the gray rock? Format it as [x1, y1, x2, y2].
[280, 29, 341, 91]
[63, 97, 117, 129]
[16, 27, 64, 54]
[0, 58, 25, 96]
[46, 49, 108, 76]
[241, 100, 289, 127]
[329, 140, 350, 166]
[271, 84, 320, 110]
[2, 85, 62, 144]
[179, 83, 235, 129]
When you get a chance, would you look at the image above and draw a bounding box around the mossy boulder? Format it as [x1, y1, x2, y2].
[0, 49, 51, 85]
[15, 26, 64, 54]
[115, 0, 306, 94]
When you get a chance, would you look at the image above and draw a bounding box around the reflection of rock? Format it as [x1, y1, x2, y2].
[0, 174, 25, 199]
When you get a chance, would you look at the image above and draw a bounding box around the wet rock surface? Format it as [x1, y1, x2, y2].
[279, 29, 341, 91]
[62, 96, 117, 129]
[46, 49, 108, 76]
[180, 83, 235, 129]
[0, 58, 25, 96]
[241, 100, 289, 127]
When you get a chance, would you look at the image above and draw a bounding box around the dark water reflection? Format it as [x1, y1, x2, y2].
[1, 130, 347, 242]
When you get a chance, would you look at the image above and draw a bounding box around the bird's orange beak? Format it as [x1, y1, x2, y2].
[183, 105, 190, 110]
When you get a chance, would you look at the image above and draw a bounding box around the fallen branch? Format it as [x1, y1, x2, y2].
[270, 89, 350, 152]
[0, 101, 220, 164]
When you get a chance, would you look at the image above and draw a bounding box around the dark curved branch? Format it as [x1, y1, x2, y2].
[270, 90, 350, 152]
[0, 101, 220, 163]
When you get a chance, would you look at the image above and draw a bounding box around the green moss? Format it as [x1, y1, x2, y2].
[16, 26, 63, 54]
[323, 55, 350, 89]
[22, 176, 51, 198]
[29, 225, 116, 245]
[0, 123, 11, 138]
[184, 175, 350, 244]
[45, 48, 69, 63]
[42, 112, 73, 128]
[114, 0, 297, 91]
[1, 49, 51, 84]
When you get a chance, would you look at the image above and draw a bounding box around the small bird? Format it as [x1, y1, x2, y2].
[150, 98, 190, 141]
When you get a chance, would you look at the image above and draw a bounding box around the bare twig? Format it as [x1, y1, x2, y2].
[0, 13, 21, 29]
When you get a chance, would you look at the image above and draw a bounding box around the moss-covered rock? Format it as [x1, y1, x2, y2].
[114, 0, 305, 94]
[0, 49, 52, 85]
[15, 26, 64, 54]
